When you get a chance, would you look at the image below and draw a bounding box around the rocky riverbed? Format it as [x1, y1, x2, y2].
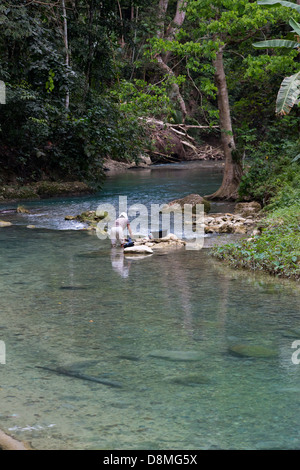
[59, 198, 263, 251]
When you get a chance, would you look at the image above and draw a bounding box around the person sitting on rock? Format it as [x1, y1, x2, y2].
[110, 212, 133, 247]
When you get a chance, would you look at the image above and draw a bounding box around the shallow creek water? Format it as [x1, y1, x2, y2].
[0, 162, 299, 450]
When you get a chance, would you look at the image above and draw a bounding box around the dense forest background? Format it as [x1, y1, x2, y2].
[0, 0, 299, 201]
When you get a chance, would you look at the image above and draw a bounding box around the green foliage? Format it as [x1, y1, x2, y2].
[211, 205, 300, 280]
[253, 0, 300, 115]
[0, 1, 147, 186]
[239, 141, 300, 204]
[0, 0, 299, 196]
[110, 79, 174, 119]
[213, 145, 300, 280]
[243, 53, 298, 81]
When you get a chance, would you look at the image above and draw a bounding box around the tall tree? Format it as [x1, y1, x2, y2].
[155, 0, 188, 121]
[183, 0, 290, 199]
[211, 44, 242, 199]
[61, 0, 70, 109]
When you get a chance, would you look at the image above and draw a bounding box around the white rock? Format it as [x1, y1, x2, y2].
[124, 245, 153, 254]
[0, 221, 12, 227]
[160, 233, 178, 241]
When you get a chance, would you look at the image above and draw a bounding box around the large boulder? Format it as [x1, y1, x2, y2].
[137, 154, 152, 167]
[153, 127, 187, 161]
[163, 193, 211, 214]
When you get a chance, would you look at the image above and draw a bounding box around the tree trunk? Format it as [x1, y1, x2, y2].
[84, 0, 96, 98]
[155, 0, 188, 122]
[164, 0, 187, 55]
[206, 46, 242, 200]
[156, 56, 187, 121]
[61, 0, 70, 110]
[157, 0, 169, 38]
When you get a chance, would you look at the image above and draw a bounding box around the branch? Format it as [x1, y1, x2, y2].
[171, 124, 220, 129]
[20, 0, 63, 7]
[156, 55, 187, 121]
[141, 117, 219, 129]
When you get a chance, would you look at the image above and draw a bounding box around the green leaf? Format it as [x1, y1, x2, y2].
[289, 18, 300, 36]
[276, 71, 300, 115]
[253, 39, 300, 48]
[292, 153, 300, 162]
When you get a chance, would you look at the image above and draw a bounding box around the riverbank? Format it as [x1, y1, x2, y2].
[103, 157, 225, 175]
[211, 203, 300, 282]
[0, 159, 225, 203]
[0, 181, 93, 203]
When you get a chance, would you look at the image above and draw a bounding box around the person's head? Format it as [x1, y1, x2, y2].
[119, 212, 128, 219]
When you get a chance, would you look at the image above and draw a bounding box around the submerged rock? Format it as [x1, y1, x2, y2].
[149, 350, 204, 362]
[166, 373, 210, 386]
[228, 344, 278, 359]
[117, 355, 140, 362]
[65, 210, 109, 228]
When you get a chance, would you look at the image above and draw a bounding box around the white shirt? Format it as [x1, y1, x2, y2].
[114, 214, 128, 230]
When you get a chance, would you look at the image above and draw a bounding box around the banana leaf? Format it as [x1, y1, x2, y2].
[276, 71, 300, 115]
[258, 0, 300, 13]
[253, 39, 299, 48]
[289, 18, 300, 36]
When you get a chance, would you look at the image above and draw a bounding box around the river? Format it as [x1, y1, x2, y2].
[0, 162, 299, 450]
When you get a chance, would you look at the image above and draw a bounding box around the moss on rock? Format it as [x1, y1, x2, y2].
[65, 210, 108, 228]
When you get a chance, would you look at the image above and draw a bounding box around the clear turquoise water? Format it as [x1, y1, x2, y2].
[0, 163, 299, 450]
[0, 163, 232, 230]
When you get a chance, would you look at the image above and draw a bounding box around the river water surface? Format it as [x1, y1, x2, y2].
[0, 162, 299, 450]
